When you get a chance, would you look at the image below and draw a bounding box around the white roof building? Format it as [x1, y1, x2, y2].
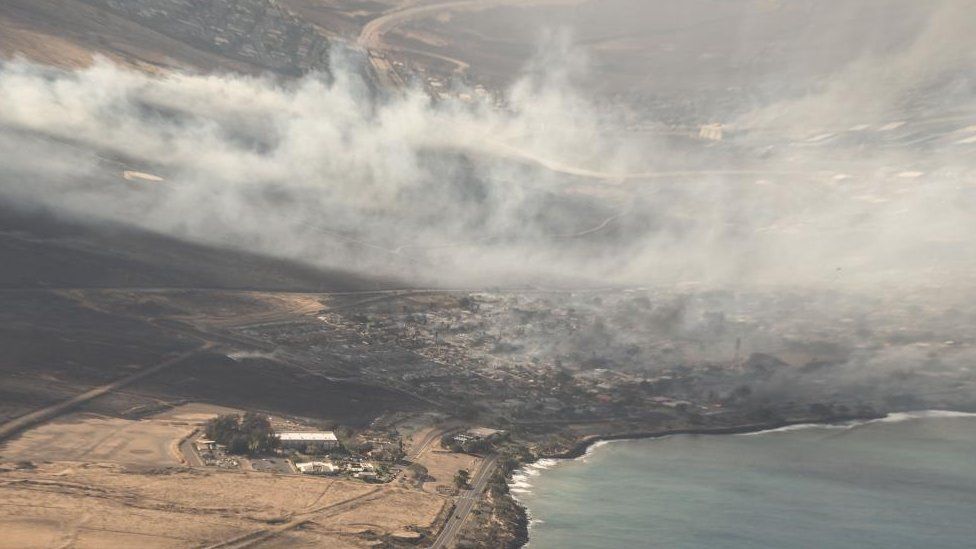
[277, 431, 338, 443]
[295, 461, 338, 475]
[277, 431, 339, 450]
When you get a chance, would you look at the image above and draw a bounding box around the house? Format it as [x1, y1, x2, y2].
[277, 431, 339, 451]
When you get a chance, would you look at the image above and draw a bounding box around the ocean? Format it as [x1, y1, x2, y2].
[511, 411, 976, 548]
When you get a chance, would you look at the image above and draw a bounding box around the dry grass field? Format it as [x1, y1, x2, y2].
[0, 461, 446, 548]
[401, 427, 483, 495]
[0, 413, 192, 466]
[0, 401, 447, 547]
[0, 403, 246, 468]
[419, 449, 481, 495]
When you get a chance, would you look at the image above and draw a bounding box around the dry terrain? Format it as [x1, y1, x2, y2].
[0, 404, 447, 548]
[417, 448, 481, 495]
[0, 413, 192, 467]
[0, 461, 446, 548]
[0, 0, 332, 75]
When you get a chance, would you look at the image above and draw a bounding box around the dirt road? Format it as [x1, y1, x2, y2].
[179, 432, 205, 467]
[202, 486, 386, 549]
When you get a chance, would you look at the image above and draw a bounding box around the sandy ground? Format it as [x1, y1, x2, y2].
[69, 289, 328, 330]
[152, 402, 243, 423]
[402, 428, 482, 495]
[184, 292, 327, 329]
[418, 449, 481, 494]
[0, 413, 194, 466]
[399, 424, 482, 495]
[0, 17, 95, 68]
[0, 462, 446, 548]
[0, 402, 446, 547]
[0, 403, 242, 468]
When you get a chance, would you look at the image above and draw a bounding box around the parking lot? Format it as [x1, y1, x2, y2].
[249, 457, 296, 474]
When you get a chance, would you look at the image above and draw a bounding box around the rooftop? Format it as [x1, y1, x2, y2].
[277, 431, 338, 442]
[467, 427, 504, 438]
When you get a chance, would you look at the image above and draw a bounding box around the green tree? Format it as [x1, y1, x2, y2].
[392, 440, 406, 462]
[408, 463, 429, 481]
[454, 469, 470, 489]
[204, 413, 277, 456]
[441, 433, 462, 452]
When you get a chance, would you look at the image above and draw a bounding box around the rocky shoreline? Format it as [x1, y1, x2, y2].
[545, 413, 886, 460]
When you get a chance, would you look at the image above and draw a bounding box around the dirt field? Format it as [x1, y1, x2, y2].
[402, 428, 483, 495]
[0, 413, 193, 466]
[0, 462, 446, 548]
[419, 449, 481, 495]
[78, 289, 330, 330]
[151, 402, 243, 423]
[0, 403, 244, 467]
[0, 401, 447, 547]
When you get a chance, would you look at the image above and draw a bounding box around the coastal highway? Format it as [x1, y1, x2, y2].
[431, 454, 498, 549]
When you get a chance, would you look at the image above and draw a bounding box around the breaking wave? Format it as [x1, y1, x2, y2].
[508, 458, 563, 497]
[877, 410, 976, 422]
[741, 410, 976, 436]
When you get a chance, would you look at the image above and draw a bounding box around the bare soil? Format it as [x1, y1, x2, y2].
[0, 461, 446, 548]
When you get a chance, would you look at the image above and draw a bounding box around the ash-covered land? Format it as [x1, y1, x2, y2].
[1, 1, 975, 548]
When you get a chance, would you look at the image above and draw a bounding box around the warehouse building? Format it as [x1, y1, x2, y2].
[277, 431, 339, 451]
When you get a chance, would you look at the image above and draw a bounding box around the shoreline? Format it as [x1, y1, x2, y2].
[505, 412, 888, 549]
[544, 413, 886, 460]
[507, 408, 976, 548]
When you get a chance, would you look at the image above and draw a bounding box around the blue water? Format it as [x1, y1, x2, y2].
[512, 411, 976, 548]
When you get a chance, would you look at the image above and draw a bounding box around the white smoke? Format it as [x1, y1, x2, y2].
[0, 13, 974, 292]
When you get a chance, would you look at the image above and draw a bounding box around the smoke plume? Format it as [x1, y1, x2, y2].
[0, 8, 974, 293]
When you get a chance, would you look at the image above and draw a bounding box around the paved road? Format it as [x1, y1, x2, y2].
[394, 425, 457, 480]
[178, 432, 205, 467]
[357, 0, 579, 90]
[407, 426, 452, 462]
[358, 0, 580, 50]
[0, 345, 208, 442]
[430, 454, 498, 549]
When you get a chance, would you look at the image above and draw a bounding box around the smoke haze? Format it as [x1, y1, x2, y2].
[1, 3, 974, 292]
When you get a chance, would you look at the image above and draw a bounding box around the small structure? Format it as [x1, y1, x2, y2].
[350, 462, 378, 480]
[450, 427, 505, 446]
[466, 427, 504, 439]
[195, 439, 217, 451]
[277, 431, 339, 451]
[699, 123, 724, 141]
[122, 170, 165, 182]
[295, 461, 338, 475]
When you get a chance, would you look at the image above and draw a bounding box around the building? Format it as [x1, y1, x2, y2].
[451, 427, 506, 445]
[277, 431, 339, 451]
[194, 439, 217, 452]
[295, 461, 338, 475]
[466, 427, 504, 439]
[699, 123, 724, 141]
